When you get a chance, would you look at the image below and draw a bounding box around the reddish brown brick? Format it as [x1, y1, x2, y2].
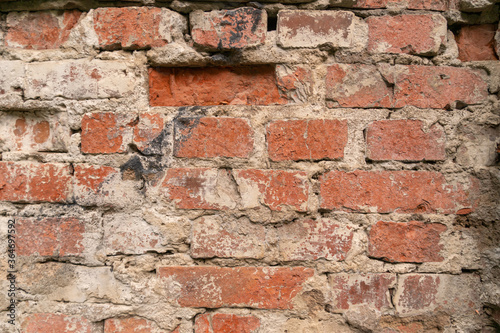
[393, 65, 488, 109]
[161, 168, 237, 210]
[22, 313, 91, 333]
[278, 219, 353, 261]
[368, 221, 447, 263]
[367, 14, 446, 55]
[73, 164, 117, 194]
[320, 171, 475, 214]
[17, 217, 84, 257]
[191, 7, 266, 50]
[174, 117, 254, 158]
[195, 313, 261, 333]
[233, 169, 309, 211]
[104, 317, 159, 333]
[158, 266, 314, 309]
[0, 162, 71, 203]
[5, 10, 81, 49]
[456, 24, 499, 61]
[149, 66, 287, 107]
[133, 112, 165, 155]
[267, 119, 348, 161]
[329, 273, 397, 312]
[277, 10, 355, 48]
[326, 64, 393, 108]
[366, 120, 446, 161]
[93, 7, 185, 50]
[191, 216, 267, 259]
[81, 112, 135, 154]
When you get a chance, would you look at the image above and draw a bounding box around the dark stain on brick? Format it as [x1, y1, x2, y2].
[173, 116, 201, 156]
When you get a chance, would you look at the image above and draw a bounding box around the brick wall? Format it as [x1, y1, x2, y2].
[0, 0, 499, 332]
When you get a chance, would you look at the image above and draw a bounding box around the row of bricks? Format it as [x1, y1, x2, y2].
[3, 7, 499, 60]
[13, 217, 447, 263]
[0, 60, 489, 108]
[0, 162, 476, 213]
[19, 269, 479, 318]
[80, 115, 446, 161]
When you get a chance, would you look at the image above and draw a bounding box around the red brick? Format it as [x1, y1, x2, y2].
[346, 0, 448, 10]
[133, 112, 165, 155]
[278, 219, 353, 261]
[368, 221, 447, 263]
[158, 266, 313, 309]
[393, 65, 488, 109]
[81, 112, 135, 154]
[161, 168, 237, 210]
[275, 65, 313, 102]
[277, 10, 354, 48]
[366, 120, 446, 161]
[5, 10, 81, 49]
[233, 169, 309, 211]
[320, 171, 475, 214]
[396, 275, 439, 314]
[367, 14, 446, 55]
[326, 64, 393, 108]
[191, 7, 266, 50]
[93, 7, 185, 50]
[191, 216, 267, 259]
[456, 24, 498, 61]
[329, 273, 396, 312]
[174, 117, 254, 158]
[0, 162, 71, 203]
[149, 66, 286, 107]
[195, 314, 260, 333]
[267, 119, 348, 161]
[17, 217, 84, 257]
[22, 313, 91, 333]
[104, 317, 158, 333]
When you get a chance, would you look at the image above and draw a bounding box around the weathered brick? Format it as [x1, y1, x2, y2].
[326, 64, 393, 108]
[320, 171, 475, 214]
[367, 14, 446, 55]
[104, 317, 160, 333]
[93, 7, 186, 50]
[275, 65, 313, 103]
[158, 266, 313, 309]
[133, 112, 165, 155]
[149, 66, 286, 107]
[195, 313, 261, 333]
[174, 117, 254, 158]
[368, 221, 447, 263]
[267, 119, 348, 161]
[326, 64, 488, 109]
[161, 168, 237, 210]
[329, 273, 397, 312]
[394, 274, 481, 316]
[233, 169, 309, 211]
[17, 217, 84, 257]
[0, 60, 24, 97]
[104, 214, 168, 255]
[191, 216, 267, 259]
[278, 219, 353, 261]
[190, 7, 266, 50]
[366, 120, 446, 161]
[81, 112, 135, 154]
[393, 65, 488, 109]
[336, 0, 448, 10]
[5, 10, 81, 49]
[456, 24, 499, 61]
[22, 313, 91, 333]
[0, 113, 69, 152]
[25, 59, 135, 100]
[277, 10, 354, 48]
[0, 162, 71, 203]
